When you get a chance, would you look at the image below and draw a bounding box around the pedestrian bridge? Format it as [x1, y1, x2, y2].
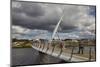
[32, 42, 96, 62]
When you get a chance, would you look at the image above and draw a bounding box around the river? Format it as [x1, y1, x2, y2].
[11, 48, 66, 66]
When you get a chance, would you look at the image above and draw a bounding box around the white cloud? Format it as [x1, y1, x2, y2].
[12, 1, 21, 8]
[12, 25, 31, 34]
[12, 25, 50, 39]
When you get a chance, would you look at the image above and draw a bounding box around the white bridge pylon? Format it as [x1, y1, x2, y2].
[50, 14, 64, 42]
[50, 7, 65, 42]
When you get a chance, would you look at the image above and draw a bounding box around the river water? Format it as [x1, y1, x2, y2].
[11, 48, 66, 66]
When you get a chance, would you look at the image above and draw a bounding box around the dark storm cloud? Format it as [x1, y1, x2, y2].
[12, 1, 45, 17]
[12, 11, 59, 31]
[89, 6, 96, 16]
[12, 1, 96, 34]
[12, 1, 96, 39]
[12, 1, 78, 32]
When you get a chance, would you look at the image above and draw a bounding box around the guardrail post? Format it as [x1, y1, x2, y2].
[58, 47, 63, 57]
[89, 47, 92, 61]
[45, 43, 50, 53]
[69, 46, 74, 61]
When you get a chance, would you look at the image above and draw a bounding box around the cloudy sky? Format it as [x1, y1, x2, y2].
[11, 1, 96, 40]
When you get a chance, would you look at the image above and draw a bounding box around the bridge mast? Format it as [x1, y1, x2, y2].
[50, 8, 65, 42]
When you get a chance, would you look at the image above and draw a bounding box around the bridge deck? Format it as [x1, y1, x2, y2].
[32, 43, 96, 62]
